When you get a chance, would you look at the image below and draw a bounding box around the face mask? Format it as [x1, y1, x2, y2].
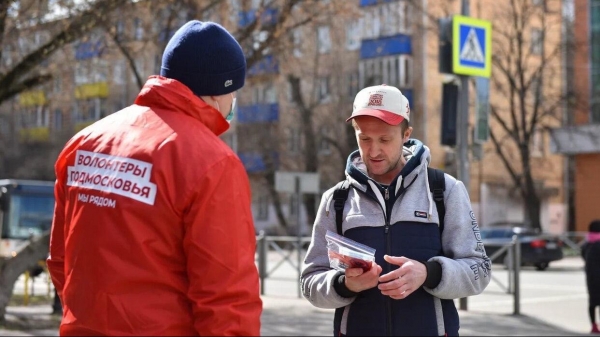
[226, 94, 237, 123]
[216, 93, 237, 124]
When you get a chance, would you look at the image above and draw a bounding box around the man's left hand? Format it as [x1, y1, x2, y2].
[377, 255, 427, 300]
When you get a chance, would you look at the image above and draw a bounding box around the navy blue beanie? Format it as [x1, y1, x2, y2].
[160, 20, 246, 97]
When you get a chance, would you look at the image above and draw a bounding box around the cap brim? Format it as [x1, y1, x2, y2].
[346, 109, 405, 126]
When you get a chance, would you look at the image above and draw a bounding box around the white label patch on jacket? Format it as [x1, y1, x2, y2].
[67, 150, 157, 205]
[414, 211, 428, 219]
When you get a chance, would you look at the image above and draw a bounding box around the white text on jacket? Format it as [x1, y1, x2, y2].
[67, 150, 157, 205]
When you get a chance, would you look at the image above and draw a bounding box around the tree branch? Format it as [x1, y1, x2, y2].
[489, 127, 521, 188]
[0, 0, 130, 105]
[0, 73, 52, 103]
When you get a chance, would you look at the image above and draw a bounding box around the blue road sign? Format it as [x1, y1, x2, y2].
[452, 15, 492, 77]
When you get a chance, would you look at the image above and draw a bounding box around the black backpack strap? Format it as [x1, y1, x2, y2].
[427, 167, 446, 233]
[332, 180, 351, 235]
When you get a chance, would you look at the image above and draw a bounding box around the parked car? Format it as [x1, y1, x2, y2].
[480, 223, 564, 271]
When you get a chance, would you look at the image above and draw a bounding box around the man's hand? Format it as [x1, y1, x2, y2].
[345, 261, 382, 293]
[378, 255, 427, 300]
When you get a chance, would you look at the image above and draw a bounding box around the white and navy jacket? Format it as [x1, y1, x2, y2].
[301, 139, 491, 336]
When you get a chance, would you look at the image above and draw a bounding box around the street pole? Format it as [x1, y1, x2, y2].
[458, 0, 470, 311]
[295, 176, 302, 299]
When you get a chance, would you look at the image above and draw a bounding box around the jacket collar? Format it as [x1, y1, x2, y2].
[134, 75, 230, 136]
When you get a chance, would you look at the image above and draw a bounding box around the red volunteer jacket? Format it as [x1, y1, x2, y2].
[47, 76, 262, 336]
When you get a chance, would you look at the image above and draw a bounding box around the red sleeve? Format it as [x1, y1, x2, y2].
[183, 155, 262, 336]
[47, 147, 69, 298]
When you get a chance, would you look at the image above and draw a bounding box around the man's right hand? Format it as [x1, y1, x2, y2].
[345, 261, 382, 293]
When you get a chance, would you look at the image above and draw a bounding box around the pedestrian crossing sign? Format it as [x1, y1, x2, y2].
[452, 15, 492, 77]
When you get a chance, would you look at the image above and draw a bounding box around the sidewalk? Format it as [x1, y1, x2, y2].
[0, 296, 591, 336]
[260, 295, 590, 336]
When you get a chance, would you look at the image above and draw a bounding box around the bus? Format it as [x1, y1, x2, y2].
[0, 179, 55, 258]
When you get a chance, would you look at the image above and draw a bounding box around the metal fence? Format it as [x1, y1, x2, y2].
[254, 231, 588, 313]
[255, 231, 311, 298]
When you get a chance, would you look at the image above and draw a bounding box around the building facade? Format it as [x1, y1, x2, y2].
[0, 0, 569, 234]
[551, 0, 600, 232]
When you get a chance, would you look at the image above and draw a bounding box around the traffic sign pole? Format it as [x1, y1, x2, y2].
[458, 0, 470, 312]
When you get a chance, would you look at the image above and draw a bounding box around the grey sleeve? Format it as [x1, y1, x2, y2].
[300, 189, 356, 309]
[424, 179, 492, 299]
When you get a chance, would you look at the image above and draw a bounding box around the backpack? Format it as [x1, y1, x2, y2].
[332, 167, 446, 235]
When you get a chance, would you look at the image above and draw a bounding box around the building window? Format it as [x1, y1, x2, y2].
[252, 84, 264, 104]
[3, 44, 11, 66]
[54, 109, 62, 130]
[288, 126, 301, 153]
[75, 63, 89, 85]
[531, 28, 543, 55]
[346, 21, 361, 50]
[348, 72, 359, 98]
[92, 58, 108, 83]
[381, 2, 398, 37]
[21, 106, 49, 128]
[398, 55, 412, 88]
[372, 6, 381, 37]
[359, 55, 412, 89]
[53, 77, 61, 94]
[317, 76, 330, 102]
[398, 1, 411, 34]
[319, 126, 331, 154]
[532, 0, 546, 10]
[113, 60, 125, 85]
[75, 98, 105, 122]
[116, 20, 124, 40]
[317, 26, 331, 54]
[264, 83, 278, 103]
[134, 18, 144, 40]
[531, 128, 545, 157]
[292, 28, 303, 57]
[257, 195, 269, 220]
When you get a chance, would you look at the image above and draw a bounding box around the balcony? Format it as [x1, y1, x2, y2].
[359, 0, 395, 6]
[238, 103, 279, 124]
[75, 39, 104, 60]
[19, 126, 50, 143]
[75, 82, 108, 100]
[360, 34, 412, 59]
[238, 151, 279, 173]
[19, 90, 46, 107]
[238, 8, 278, 28]
[247, 54, 279, 76]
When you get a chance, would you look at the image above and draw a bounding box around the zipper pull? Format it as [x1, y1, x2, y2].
[385, 188, 389, 200]
[385, 224, 389, 234]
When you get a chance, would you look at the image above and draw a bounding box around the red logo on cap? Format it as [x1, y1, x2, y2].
[368, 94, 383, 106]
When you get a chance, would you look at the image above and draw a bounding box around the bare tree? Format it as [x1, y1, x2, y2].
[0, 0, 136, 323]
[488, 0, 569, 230]
[0, 0, 131, 104]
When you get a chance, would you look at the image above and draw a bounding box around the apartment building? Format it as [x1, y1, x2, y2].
[550, 0, 600, 233]
[0, 0, 569, 234]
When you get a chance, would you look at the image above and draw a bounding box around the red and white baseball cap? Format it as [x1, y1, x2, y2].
[346, 84, 410, 125]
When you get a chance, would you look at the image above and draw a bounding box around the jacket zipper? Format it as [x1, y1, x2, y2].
[350, 185, 394, 336]
[384, 187, 393, 336]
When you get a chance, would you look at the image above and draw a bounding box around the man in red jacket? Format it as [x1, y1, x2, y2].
[48, 20, 262, 336]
